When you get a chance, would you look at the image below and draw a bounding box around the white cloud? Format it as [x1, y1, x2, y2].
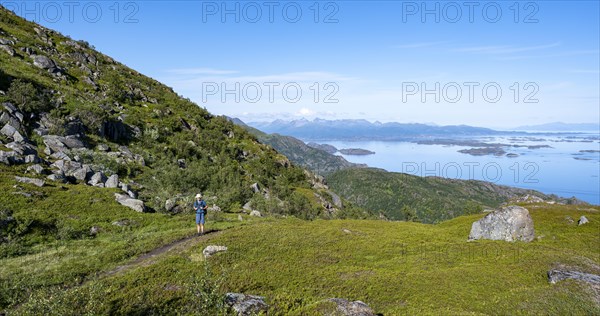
[165, 68, 239, 75]
[453, 42, 560, 54]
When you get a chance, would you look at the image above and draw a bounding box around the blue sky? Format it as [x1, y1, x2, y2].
[5, 0, 599, 128]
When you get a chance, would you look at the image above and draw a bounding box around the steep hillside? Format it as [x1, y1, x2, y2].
[0, 6, 349, 219]
[327, 168, 583, 223]
[231, 117, 363, 175]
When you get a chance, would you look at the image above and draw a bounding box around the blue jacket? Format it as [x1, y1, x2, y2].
[194, 200, 207, 214]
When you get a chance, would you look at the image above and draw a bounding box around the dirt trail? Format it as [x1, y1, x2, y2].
[100, 230, 222, 279]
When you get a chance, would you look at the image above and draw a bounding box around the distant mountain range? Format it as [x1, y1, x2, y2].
[514, 122, 599, 132]
[247, 119, 499, 140]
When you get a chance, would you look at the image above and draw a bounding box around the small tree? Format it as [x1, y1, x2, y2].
[7, 79, 48, 113]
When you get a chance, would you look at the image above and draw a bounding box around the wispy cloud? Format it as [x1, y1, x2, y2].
[497, 49, 599, 61]
[566, 68, 600, 74]
[166, 68, 239, 75]
[453, 42, 561, 54]
[396, 41, 448, 49]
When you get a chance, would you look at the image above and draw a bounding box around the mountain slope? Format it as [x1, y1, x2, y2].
[230, 117, 363, 175]
[326, 168, 583, 223]
[248, 118, 500, 140]
[0, 6, 341, 219]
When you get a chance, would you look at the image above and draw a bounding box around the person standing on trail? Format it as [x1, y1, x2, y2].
[193, 193, 207, 235]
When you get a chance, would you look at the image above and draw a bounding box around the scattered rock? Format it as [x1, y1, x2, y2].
[468, 205, 535, 242]
[249, 210, 262, 217]
[327, 298, 376, 316]
[242, 202, 253, 212]
[342, 229, 352, 234]
[203, 245, 228, 258]
[565, 216, 575, 224]
[177, 159, 186, 169]
[165, 199, 176, 212]
[578, 216, 589, 226]
[251, 182, 260, 193]
[0, 44, 15, 56]
[105, 174, 119, 188]
[112, 219, 133, 227]
[114, 193, 146, 213]
[238, 214, 243, 221]
[225, 293, 268, 316]
[90, 226, 101, 236]
[1, 124, 25, 142]
[548, 269, 600, 286]
[515, 194, 545, 203]
[208, 204, 221, 212]
[46, 173, 67, 183]
[33, 55, 56, 69]
[96, 144, 110, 152]
[88, 171, 107, 187]
[26, 164, 46, 175]
[15, 176, 44, 187]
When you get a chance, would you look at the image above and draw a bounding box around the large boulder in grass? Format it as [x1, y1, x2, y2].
[468, 205, 535, 242]
[114, 193, 146, 213]
[326, 298, 376, 316]
[224, 293, 268, 316]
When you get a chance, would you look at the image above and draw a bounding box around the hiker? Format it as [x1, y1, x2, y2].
[193, 193, 207, 235]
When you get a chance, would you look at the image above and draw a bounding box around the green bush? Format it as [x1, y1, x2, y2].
[7, 79, 49, 114]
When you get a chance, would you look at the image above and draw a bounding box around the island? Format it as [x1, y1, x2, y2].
[339, 148, 376, 155]
[458, 147, 506, 156]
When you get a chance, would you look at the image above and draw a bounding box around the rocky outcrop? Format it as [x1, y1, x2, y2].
[202, 245, 228, 258]
[225, 293, 268, 316]
[578, 216, 589, 226]
[105, 174, 119, 188]
[468, 205, 535, 242]
[326, 298, 376, 316]
[1, 124, 25, 142]
[15, 176, 45, 187]
[548, 269, 600, 286]
[114, 193, 146, 213]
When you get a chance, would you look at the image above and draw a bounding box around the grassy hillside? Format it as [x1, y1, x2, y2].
[326, 168, 566, 223]
[0, 6, 345, 219]
[5, 203, 598, 314]
[231, 118, 361, 175]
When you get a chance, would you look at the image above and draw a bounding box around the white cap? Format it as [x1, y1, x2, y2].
[195, 193, 202, 199]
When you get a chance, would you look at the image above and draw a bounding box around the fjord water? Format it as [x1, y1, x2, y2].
[319, 135, 600, 204]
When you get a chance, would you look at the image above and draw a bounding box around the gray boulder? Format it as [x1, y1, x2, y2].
[548, 269, 600, 285]
[468, 205, 535, 242]
[327, 298, 376, 316]
[1, 124, 25, 142]
[250, 182, 260, 193]
[33, 55, 56, 69]
[43, 135, 86, 155]
[105, 174, 119, 188]
[578, 216, 589, 226]
[5, 142, 37, 156]
[0, 44, 15, 56]
[202, 245, 228, 258]
[46, 173, 67, 183]
[26, 164, 46, 175]
[88, 171, 107, 187]
[71, 164, 93, 181]
[115, 193, 146, 213]
[15, 176, 45, 187]
[249, 210, 262, 217]
[165, 199, 176, 212]
[225, 293, 268, 316]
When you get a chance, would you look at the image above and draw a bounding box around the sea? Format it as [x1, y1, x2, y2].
[310, 134, 600, 205]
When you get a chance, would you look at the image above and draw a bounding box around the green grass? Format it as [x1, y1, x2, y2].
[6, 201, 598, 315]
[0, 165, 257, 311]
